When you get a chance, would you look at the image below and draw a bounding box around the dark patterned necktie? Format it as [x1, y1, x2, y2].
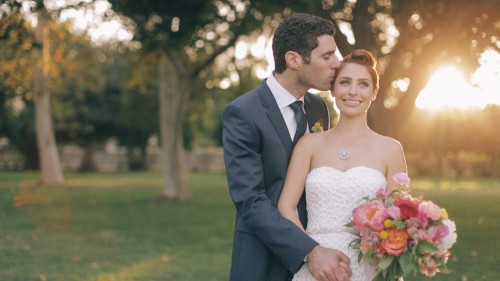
[289, 100, 307, 143]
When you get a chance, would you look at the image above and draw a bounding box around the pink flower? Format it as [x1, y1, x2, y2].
[419, 201, 442, 221]
[417, 211, 430, 228]
[416, 229, 434, 243]
[353, 200, 388, 232]
[360, 230, 380, 254]
[375, 188, 391, 198]
[430, 225, 449, 241]
[386, 205, 401, 219]
[406, 217, 421, 229]
[392, 172, 411, 186]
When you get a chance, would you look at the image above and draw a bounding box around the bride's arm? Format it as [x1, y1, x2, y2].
[384, 138, 408, 191]
[278, 135, 315, 232]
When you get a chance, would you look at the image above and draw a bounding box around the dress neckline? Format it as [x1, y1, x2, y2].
[309, 166, 385, 178]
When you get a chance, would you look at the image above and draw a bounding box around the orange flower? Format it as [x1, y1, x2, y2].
[380, 229, 409, 256]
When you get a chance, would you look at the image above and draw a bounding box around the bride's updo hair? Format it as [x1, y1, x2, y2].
[335, 49, 379, 90]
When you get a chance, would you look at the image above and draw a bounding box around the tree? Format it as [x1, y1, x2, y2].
[351, 0, 498, 140]
[107, 1, 293, 200]
[0, 0, 65, 185]
[0, 0, 126, 175]
[0, 4, 37, 173]
[108, 49, 160, 170]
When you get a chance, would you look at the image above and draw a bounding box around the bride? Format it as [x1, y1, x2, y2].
[278, 49, 407, 281]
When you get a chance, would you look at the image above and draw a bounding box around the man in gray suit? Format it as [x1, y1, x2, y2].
[222, 13, 352, 281]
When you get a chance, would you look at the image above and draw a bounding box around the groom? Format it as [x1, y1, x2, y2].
[222, 13, 352, 281]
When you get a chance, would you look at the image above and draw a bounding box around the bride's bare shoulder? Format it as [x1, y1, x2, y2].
[373, 133, 404, 154]
[296, 131, 329, 150]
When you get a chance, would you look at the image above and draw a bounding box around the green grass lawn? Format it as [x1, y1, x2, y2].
[0, 171, 499, 281]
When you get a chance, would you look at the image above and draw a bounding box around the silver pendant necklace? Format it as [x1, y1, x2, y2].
[337, 132, 352, 160]
[337, 147, 351, 160]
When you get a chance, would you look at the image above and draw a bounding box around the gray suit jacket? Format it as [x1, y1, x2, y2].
[222, 80, 330, 281]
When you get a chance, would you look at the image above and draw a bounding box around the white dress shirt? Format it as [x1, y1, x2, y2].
[266, 75, 307, 140]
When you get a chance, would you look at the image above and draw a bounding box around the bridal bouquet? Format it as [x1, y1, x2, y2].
[346, 173, 457, 281]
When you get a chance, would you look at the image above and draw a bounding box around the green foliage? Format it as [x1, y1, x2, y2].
[0, 5, 35, 99]
[117, 50, 159, 147]
[1, 3, 159, 169]
[378, 254, 395, 271]
[399, 248, 417, 276]
[0, 0, 499, 171]
[109, 0, 219, 50]
[416, 240, 438, 255]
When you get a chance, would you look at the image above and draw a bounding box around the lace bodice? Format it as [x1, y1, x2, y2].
[305, 166, 386, 234]
[293, 166, 387, 281]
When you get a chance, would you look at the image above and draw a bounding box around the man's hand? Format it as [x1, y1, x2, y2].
[306, 245, 352, 281]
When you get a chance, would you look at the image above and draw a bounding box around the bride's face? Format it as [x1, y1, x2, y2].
[331, 63, 378, 116]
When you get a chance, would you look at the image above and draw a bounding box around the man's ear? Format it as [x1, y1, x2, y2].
[285, 51, 302, 70]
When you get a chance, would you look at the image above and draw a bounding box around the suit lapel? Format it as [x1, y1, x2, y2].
[257, 82, 294, 156]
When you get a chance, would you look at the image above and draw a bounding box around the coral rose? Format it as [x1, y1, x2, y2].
[353, 200, 387, 232]
[394, 199, 419, 219]
[380, 229, 410, 256]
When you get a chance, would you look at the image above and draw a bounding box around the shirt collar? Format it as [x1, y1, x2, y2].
[266, 74, 304, 109]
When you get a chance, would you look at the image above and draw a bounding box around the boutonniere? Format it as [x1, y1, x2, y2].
[311, 119, 325, 133]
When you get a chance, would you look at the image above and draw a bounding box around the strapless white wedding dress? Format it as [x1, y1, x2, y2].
[293, 166, 386, 281]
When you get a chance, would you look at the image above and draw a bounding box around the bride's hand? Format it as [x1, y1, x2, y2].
[306, 245, 352, 281]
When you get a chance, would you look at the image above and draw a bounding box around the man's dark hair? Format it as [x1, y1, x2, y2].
[272, 13, 336, 74]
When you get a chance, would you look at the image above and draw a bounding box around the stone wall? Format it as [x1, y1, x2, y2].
[0, 143, 225, 173]
[145, 146, 225, 173]
[60, 145, 129, 172]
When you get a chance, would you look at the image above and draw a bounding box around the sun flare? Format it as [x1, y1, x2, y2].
[415, 66, 482, 110]
[416, 50, 500, 111]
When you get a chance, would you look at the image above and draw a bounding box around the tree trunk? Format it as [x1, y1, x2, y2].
[79, 143, 96, 171]
[33, 12, 64, 186]
[158, 51, 191, 200]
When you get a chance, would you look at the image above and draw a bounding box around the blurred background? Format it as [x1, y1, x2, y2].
[1, 0, 499, 189]
[0, 0, 499, 280]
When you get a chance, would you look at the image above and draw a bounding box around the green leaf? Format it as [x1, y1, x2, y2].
[373, 272, 386, 281]
[416, 240, 438, 254]
[387, 261, 397, 281]
[378, 255, 395, 271]
[399, 249, 417, 275]
[436, 256, 448, 270]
